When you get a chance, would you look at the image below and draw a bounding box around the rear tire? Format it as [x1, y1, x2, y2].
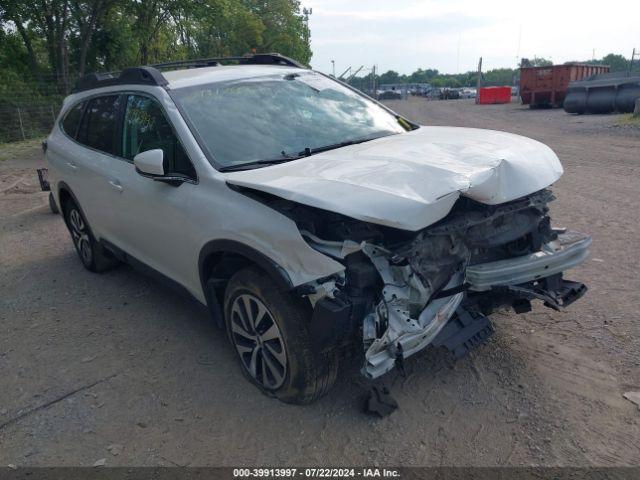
[48, 192, 59, 214]
[63, 200, 118, 273]
[224, 267, 338, 404]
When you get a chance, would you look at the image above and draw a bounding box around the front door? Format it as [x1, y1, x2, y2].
[105, 94, 200, 293]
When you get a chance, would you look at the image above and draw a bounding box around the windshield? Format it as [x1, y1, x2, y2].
[171, 71, 408, 169]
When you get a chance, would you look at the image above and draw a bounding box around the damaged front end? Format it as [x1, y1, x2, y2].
[242, 187, 590, 379]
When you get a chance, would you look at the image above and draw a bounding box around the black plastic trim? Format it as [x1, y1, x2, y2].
[73, 54, 305, 94]
[198, 239, 293, 294]
[101, 239, 204, 308]
[74, 66, 169, 93]
[152, 53, 306, 71]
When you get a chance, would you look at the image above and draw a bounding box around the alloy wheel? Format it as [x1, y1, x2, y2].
[69, 208, 92, 266]
[230, 293, 288, 389]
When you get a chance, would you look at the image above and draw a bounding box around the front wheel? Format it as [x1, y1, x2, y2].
[224, 267, 338, 404]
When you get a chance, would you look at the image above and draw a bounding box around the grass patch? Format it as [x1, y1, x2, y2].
[617, 113, 640, 127]
[0, 138, 44, 162]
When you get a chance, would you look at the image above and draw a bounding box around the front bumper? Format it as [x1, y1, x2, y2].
[466, 231, 591, 291]
[364, 288, 464, 379]
[363, 231, 591, 379]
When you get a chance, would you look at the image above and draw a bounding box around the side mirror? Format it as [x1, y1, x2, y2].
[134, 149, 165, 177]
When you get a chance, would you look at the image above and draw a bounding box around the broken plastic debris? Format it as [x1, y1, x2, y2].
[107, 444, 123, 456]
[364, 386, 398, 417]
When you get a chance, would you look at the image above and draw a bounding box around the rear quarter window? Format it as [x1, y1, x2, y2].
[77, 95, 122, 155]
[61, 101, 86, 139]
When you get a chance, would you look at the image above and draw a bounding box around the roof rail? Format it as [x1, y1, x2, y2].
[73, 66, 168, 93]
[73, 53, 304, 93]
[151, 53, 305, 70]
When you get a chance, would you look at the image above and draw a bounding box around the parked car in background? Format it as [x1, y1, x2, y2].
[379, 89, 403, 100]
[46, 53, 590, 404]
[460, 88, 477, 99]
[440, 88, 460, 100]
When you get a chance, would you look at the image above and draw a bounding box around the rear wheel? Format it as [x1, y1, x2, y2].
[63, 200, 118, 273]
[48, 192, 59, 214]
[224, 267, 338, 404]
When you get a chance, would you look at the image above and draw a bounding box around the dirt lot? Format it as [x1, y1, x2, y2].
[1, 99, 639, 467]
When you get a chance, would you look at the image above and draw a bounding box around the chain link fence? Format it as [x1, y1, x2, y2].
[0, 103, 62, 144]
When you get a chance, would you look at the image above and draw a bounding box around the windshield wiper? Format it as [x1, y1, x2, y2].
[298, 132, 395, 157]
[218, 153, 304, 172]
[219, 133, 395, 172]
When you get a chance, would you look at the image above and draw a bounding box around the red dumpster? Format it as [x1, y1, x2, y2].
[477, 86, 511, 104]
[519, 64, 609, 107]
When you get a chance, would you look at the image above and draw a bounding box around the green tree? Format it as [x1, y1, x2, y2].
[0, 0, 313, 101]
[594, 53, 628, 72]
[378, 70, 401, 85]
[521, 56, 553, 67]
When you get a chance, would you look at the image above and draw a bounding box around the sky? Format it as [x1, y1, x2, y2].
[304, 0, 640, 75]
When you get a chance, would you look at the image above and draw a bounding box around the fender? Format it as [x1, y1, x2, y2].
[198, 239, 293, 294]
[57, 181, 86, 227]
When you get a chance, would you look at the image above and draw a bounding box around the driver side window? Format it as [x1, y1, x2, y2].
[122, 95, 196, 179]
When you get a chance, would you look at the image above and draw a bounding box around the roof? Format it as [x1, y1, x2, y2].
[163, 65, 304, 90]
[72, 53, 306, 93]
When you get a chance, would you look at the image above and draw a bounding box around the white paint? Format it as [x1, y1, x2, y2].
[133, 149, 165, 176]
[225, 126, 563, 231]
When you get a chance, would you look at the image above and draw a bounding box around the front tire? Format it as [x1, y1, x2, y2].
[63, 200, 118, 273]
[224, 267, 338, 404]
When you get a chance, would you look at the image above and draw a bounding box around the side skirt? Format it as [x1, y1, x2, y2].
[100, 239, 210, 316]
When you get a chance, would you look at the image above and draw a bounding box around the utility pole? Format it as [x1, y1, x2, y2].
[331, 60, 335, 77]
[456, 33, 461, 74]
[516, 24, 522, 64]
[629, 48, 638, 74]
[372, 65, 377, 99]
[475, 57, 482, 104]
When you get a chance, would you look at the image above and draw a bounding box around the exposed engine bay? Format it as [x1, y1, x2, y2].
[236, 186, 590, 379]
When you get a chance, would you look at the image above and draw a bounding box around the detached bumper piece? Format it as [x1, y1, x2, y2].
[465, 231, 591, 291]
[491, 274, 587, 312]
[36, 168, 51, 191]
[432, 306, 494, 359]
[364, 386, 399, 417]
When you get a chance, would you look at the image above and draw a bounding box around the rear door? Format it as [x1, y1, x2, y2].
[70, 94, 124, 239]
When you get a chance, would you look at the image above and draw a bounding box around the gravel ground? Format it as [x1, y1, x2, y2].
[1, 99, 639, 467]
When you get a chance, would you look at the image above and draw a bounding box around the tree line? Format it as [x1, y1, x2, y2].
[0, 0, 311, 104]
[354, 53, 634, 90]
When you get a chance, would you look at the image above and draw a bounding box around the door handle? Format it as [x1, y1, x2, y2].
[66, 161, 77, 170]
[108, 180, 123, 193]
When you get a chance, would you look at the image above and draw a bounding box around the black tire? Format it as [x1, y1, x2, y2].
[48, 192, 59, 214]
[63, 200, 119, 273]
[224, 267, 338, 404]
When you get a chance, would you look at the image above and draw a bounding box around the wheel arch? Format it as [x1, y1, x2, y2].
[57, 181, 80, 214]
[199, 239, 293, 294]
[198, 239, 294, 328]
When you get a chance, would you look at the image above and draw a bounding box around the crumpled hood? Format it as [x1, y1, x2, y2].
[224, 126, 563, 231]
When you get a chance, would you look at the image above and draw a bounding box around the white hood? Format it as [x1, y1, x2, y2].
[225, 126, 563, 231]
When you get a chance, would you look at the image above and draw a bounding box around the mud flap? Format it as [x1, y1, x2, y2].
[431, 306, 494, 359]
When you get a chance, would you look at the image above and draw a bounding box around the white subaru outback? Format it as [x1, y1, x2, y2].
[46, 54, 591, 404]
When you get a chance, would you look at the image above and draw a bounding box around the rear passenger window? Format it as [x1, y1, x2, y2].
[61, 102, 85, 138]
[78, 95, 121, 155]
[122, 95, 196, 179]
